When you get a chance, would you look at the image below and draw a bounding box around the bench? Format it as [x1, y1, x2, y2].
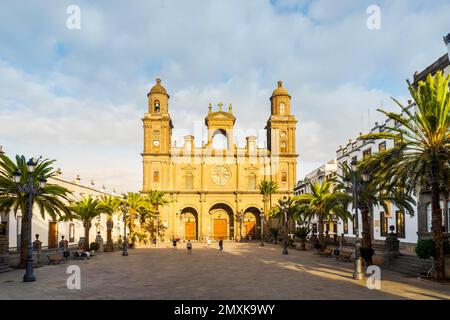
[47, 254, 66, 265]
[337, 251, 353, 262]
[319, 248, 333, 257]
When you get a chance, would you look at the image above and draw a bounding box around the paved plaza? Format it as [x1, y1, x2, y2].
[1, 243, 450, 300]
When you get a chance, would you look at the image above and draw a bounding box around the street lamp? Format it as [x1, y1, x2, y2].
[282, 196, 289, 255]
[155, 210, 159, 248]
[259, 208, 264, 247]
[12, 159, 47, 282]
[121, 194, 129, 256]
[236, 210, 244, 242]
[349, 159, 364, 280]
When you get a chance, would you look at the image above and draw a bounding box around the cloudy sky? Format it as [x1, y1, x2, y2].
[0, 0, 449, 193]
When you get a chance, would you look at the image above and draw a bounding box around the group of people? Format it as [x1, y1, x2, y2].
[171, 237, 224, 254]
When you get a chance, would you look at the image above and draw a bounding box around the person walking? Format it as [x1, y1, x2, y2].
[172, 237, 177, 249]
[218, 239, 223, 252]
[186, 240, 192, 255]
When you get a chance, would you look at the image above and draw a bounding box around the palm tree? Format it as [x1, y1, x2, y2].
[124, 192, 148, 247]
[0, 155, 72, 267]
[360, 71, 450, 279]
[100, 195, 122, 252]
[295, 181, 351, 251]
[338, 163, 416, 252]
[268, 197, 298, 244]
[269, 197, 296, 227]
[69, 196, 109, 251]
[258, 180, 279, 230]
[146, 190, 170, 241]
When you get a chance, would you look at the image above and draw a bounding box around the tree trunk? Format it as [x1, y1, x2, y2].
[360, 207, 372, 249]
[19, 212, 30, 268]
[444, 192, 449, 234]
[431, 178, 445, 279]
[129, 212, 135, 247]
[105, 219, 113, 252]
[318, 216, 325, 251]
[263, 197, 269, 240]
[83, 221, 91, 251]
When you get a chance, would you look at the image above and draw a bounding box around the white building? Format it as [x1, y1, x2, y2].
[295, 33, 450, 252]
[294, 159, 337, 195]
[0, 147, 124, 255]
[294, 159, 339, 237]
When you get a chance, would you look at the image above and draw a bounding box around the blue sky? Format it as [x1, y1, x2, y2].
[0, 0, 449, 192]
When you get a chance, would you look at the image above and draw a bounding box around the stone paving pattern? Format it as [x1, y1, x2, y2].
[1, 243, 450, 300]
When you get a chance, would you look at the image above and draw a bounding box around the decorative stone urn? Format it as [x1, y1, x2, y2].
[95, 232, 104, 253]
[104, 220, 114, 252]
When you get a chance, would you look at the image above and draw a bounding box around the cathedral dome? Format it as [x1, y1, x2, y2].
[271, 81, 290, 98]
[149, 78, 169, 97]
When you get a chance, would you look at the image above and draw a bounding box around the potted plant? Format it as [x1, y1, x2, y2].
[415, 238, 450, 277]
[360, 247, 375, 265]
[90, 241, 100, 255]
[294, 226, 311, 250]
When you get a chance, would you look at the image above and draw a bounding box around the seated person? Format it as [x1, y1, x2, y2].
[75, 248, 90, 259]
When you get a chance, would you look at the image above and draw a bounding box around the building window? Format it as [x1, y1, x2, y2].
[380, 211, 388, 236]
[426, 203, 432, 232]
[153, 171, 160, 183]
[352, 215, 357, 235]
[279, 102, 285, 115]
[185, 172, 193, 190]
[280, 141, 287, 153]
[396, 211, 405, 238]
[154, 100, 160, 112]
[69, 223, 75, 242]
[378, 141, 386, 153]
[343, 220, 348, 234]
[363, 148, 372, 159]
[351, 156, 357, 164]
[281, 172, 287, 182]
[248, 173, 256, 190]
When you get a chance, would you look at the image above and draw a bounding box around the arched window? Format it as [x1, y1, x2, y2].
[185, 172, 193, 190]
[154, 100, 160, 113]
[248, 173, 256, 190]
[279, 102, 285, 115]
[280, 141, 287, 153]
[212, 130, 228, 150]
[281, 172, 287, 182]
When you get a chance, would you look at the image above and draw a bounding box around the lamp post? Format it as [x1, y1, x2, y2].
[155, 210, 159, 248]
[12, 159, 47, 282]
[345, 160, 364, 280]
[281, 196, 289, 255]
[259, 208, 264, 247]
[121, 194, 128, 256]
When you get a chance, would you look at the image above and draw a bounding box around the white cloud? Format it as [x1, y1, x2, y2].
[0, 0, 449, 189]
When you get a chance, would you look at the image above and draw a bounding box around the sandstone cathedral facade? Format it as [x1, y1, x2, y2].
[142, 79, 297, 241]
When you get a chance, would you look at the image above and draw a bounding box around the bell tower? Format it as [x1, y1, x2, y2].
[142, 78, 173, 192]
[266, 81, 297, 191]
